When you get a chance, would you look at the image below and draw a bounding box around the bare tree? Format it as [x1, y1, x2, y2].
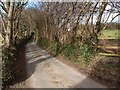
[27, 1, 119, 47]
[0, 0, 28, 47]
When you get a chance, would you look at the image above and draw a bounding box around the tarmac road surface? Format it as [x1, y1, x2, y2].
[25, 43, 107, 88]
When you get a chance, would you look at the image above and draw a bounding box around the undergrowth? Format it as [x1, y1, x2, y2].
[37, 38, 49, 49]
[2, 35, 32, 89]
[37, 39, 95, 66]
[36, 36, 119, 88]
[2, 45, 17, 87]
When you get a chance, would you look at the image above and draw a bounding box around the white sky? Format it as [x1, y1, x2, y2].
[0, 0, 119, 23]
[27, 1, 120, 23]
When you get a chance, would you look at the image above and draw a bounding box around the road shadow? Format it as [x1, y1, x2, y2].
[18, 45, 120, 88]
[8, 44, 54, 88]
[9, 43, 120, 88]
[26, 54, 53, 78]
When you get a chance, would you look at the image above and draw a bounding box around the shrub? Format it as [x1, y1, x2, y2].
[78, 43, 95, 65]
[2, 35, 32, 88]
[61, 43, 95, 65]
[48, 41, 61, 55]
[2, 45, 17, 87]
[61, 44, 80, 61]
[37, 38, 49, 49]
[37, 39, 95, 66]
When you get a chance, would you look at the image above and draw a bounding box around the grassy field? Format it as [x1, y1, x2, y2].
[98, 29, 119, 39]
[98, 29, 120, 56]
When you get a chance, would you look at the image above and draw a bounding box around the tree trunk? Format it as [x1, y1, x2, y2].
[96, 2, 107, 34]
[6, 1, 14, 47]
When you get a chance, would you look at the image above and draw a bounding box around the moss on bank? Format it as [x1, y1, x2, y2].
[37, 38, 95, 67]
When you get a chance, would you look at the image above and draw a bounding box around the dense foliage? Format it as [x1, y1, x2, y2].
[2, 35, 32, 88]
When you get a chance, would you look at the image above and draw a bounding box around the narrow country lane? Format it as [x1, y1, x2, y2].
[25, 43, 107, 88]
